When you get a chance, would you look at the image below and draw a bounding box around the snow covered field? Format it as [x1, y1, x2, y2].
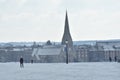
[0, 62, 119, 80]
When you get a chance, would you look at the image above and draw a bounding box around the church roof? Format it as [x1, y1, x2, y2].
[32, 45, 64, 56]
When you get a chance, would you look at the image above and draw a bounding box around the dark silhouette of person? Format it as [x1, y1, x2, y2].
[31, 59, 33, 64]
[109, 57, 112, 62]
[20, 57, 24, 68]
[114, 56, 117, 62]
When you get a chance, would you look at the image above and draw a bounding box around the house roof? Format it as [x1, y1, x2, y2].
[97, 42, 120, 51]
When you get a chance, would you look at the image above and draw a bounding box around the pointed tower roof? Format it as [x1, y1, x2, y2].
[64, 11, 70, 35]
[61, 11, 73, 48]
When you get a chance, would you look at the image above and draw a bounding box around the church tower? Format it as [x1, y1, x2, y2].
[61, 11, 73, 48]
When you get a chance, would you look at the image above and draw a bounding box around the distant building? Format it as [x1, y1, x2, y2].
[75, 44, 105, 62]
[96, 42, 120, 61]
[75, 45, 89, 62]
[0, 46, 32, 62]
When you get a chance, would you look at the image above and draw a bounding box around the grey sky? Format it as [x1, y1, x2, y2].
[0, 0, 120, 42]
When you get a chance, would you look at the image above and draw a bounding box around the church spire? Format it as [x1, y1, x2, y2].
[61, 11, 73, 48]
[64, 11, 70, 35]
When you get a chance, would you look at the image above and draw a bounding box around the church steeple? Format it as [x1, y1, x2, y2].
[61, 11, 73, 48]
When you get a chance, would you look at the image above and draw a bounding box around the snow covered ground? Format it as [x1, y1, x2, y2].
[0, 62, 119, 80]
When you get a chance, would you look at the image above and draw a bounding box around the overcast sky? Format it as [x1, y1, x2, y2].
[0, 0, 120, 42]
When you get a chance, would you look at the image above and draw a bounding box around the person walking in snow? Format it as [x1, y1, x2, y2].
[31, 59, 33, 64]
[109, 57, 112, 62]
[20, 56, 24, 68]
[114, 56, 117, 62]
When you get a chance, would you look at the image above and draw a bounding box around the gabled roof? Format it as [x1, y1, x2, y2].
[32, 45, 64, 56]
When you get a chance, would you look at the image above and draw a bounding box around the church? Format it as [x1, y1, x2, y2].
[32, 12, 77, 63]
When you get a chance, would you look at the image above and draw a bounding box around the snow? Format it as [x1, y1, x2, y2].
[0, 62, 120, 80]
